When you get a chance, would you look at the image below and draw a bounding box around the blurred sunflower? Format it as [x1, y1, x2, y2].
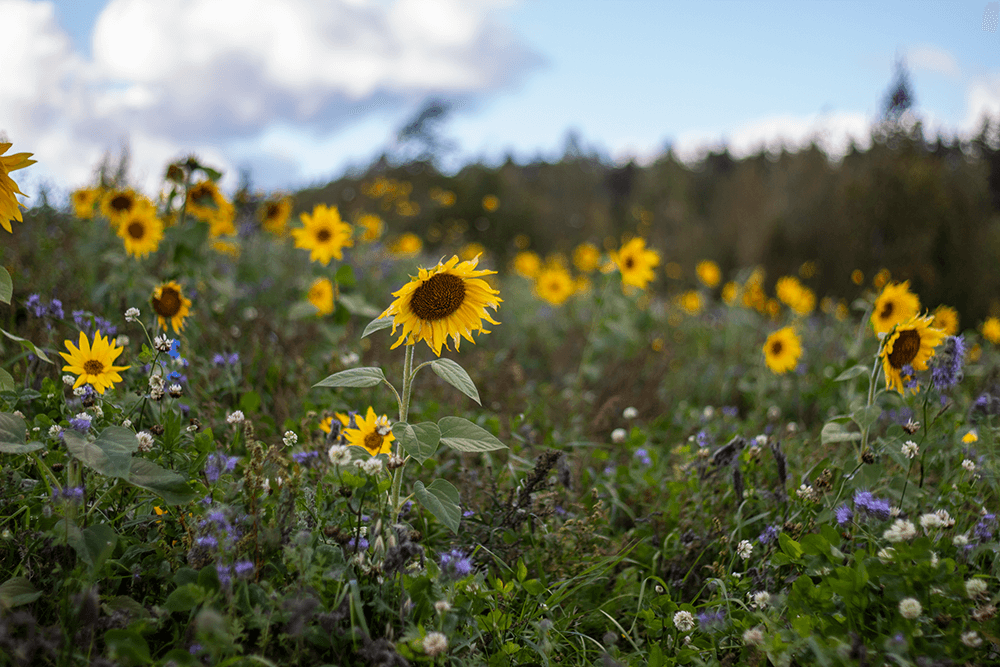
[512, 251, 542, 279]
[981, 317, 1000, 345]
[789, 287, 816, 316]
[60, 331, 130, 394]
[763, 327, 802, 374]
[380, 254, 501, 356]
[880, 314, 946, 394]
[292, 204, 354, 265]
[611, 237, 660, 290]
[871, 281, 920, 336]
[151, 281, 192, 333]
[258, 196, 292, 235]
[1, 143, 35, 233]
[775, 276, 803, 308]
[100, 188, 142, 229]
[482, 194, 500, 212]
[931, 305, 959, 337]
[70, 187, 100, 220]
[344, 406, 395, 456]
[721, 281, 738, 306]
[308, 277, 335, 316]
[460, 242, 486, 261]
[207, 198, 236, 238]
[677, 290, 702, 315]
[534, 265, 575, 306]
[117, 203, 164, 259]
[696, 260, 722, 288]
[356, 213, 384, 242]
[573, 243, 601, 273]
[389, 232, 423, 257]
[185, 180, 222, 221]
[319, 412, 353, 437]
[210, 238, 240, 258]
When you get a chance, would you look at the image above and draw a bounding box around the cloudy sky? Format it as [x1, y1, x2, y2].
[5, 0, 999, 197]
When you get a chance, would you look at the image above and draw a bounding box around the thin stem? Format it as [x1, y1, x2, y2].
[389, 345, 415, 521]
[858, 350, 883, 461]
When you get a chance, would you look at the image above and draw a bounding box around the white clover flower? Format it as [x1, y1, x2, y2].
[74, 412, 92, 424]
[877, 547, 896, 563]
[935, 509, 954, 528]
[930, 551, 939, 568]
[328, 445, 350, 466]
[422, 631, 449, 657]
[90, 405, 103, 418]
[960, 631, 983, 648]
[121, 418, 132, 429]
[883, 519, 917, 543]
[796, 484, 817, 502]
[374, 415, 392, 436]
[339, 351, 360, 366]
[901, 440, 918, 459]
[610, 428, 627, 444]
[434, 600, 451, 614]
[702, 406, 714, 419]
[749, 591, 771, 610]
[954, 534, 970, 547]
[115, 335, 130, 347]
[742, 627, 765, 645]
[966, 578, 988, 599]
[360, 458, 384, 476]
[153, 334, 173, 352]
[737, 540, 753, 560]
[754, 434, 768, 446]
[898, 597, 922, 619]
[124, 307, 140, 323]
[62, 374, 76, 386]
[72, 386, 87, 397]
[48, 425, 62, 438]
[168, 384, 183, 397]
[962, 459, 976, 472]
[672, 610, 695, 632]
[149, 374, 165, 391]
[622, 406, 638, 419]
[185, 424, 199, 433]
[135, 431, 154, 452]
[920, 513, 944, 531]
[226, 410, 245, 425]
[283, 431, 298, 446]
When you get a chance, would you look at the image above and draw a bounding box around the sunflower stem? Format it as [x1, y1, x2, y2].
[859, 351, 883, 462]
[389, 344, 415, 521]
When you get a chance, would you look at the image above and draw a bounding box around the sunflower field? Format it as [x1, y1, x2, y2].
[2, 136, 1000, 667]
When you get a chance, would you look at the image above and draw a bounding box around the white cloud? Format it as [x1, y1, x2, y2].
[963, 77, 1000, 132]
[907, 45, 961, 78]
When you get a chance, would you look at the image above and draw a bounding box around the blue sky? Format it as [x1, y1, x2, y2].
[7, 0, 999, 195]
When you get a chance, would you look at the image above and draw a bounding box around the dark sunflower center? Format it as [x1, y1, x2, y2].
[409, 273, 466, 321]
[265, 203, 280, 220]
[879, 300, 894, 320]
[127, 221, 145, 239]
[316, 228, 332, 242]
[363, 432, 384, 453]
[153, 287, 182, 317]
[83, 359, 104, 375]
[111, 195, 132, 212]
[771, 341, 783, 355]
[625, 257, 635, 269]
[888, 330, 921, 369]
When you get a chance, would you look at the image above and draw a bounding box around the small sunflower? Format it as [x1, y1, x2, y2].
[676, 290, 703, 315]
[308, 277, 335, 316]
[763, 327, 802, 374]
[100, 188, 142, 228]
[512, 251, 542, 279]
[880, 314, 947, 394]
[534, 265, 575, 306]
[292, 204, 354, 265]
[356, 213, 384, 242]
[60, 330, 130, 394]
[70, 187, 100, 220]
[0, 143, 35, 233]
[610, 237, 660, 290]
[931, 305, 959, 337]
[389, 232, 423, 257]
[207, 198, 237, 238]
[981, 317, 1000, 345]
[186, 180, 222, 222]
[696, 260, 722, 288]
[151, 281, 193, 333]
[872, 281, 920, 335]
[259, 197, 292, 235]
[343, 406, 395, 456]
[117, 203, 164, 259]
[573, 243, 601, 274]
[380, 254, 501, 356]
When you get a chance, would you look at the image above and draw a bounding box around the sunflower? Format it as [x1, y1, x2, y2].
[534, 265, 575, 306]
[932, 305, 960, 337]
[60, 331, 130, 394]
[776, 276, 804, 309]
[872, 281, 920, 336]
[982, 317, 1000, 345]
[100, 188, 142, 228]
[763, 327, 802, 374]
[512, 251, 542, 279]
[291, 204, 354, 265]
[210, 238, 240, 258]
[185, 180, 222, 221]
[0, 143, 35, 233]
[380, 254, 501, 356]
[573, 243, 601, 274]
[259, 196, 292, 235]
[319, 412, 353, 436]
[207, 198, 237, 238]
[389, 232, 423, 257]
[308, 277, 335, 316]
[356, 213, 384, 242]
[610, 237, 660, 290]
[676, 290, 702, 315]
[880, 314, 947, 394]
[343, 406, 395, 456]
[117, 203, 164, 258]
[696, 260, 721, 288]
[721, 281, 738, 305]
[70, 187, 100, 220]
[151, 281, 193, 333]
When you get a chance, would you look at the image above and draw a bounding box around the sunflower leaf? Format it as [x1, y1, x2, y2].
[313, 367, 386, 389]
[0, 576, 42, 610]
[392, 421, 440, 465]
[0, 266, 11, 304]
[362, 316, 394, 338]
[63, 427, 139, 479]
[337, 293, 380, 318]
[850, 404, 882, 431]
[413, 479, 461, 534]
[0, 369, 13, 393]
[0, 328, 52, 364]
[430, 359, 481, 405]
[0, 413, 43, 454]
[438, 416, 507, 452]
[833, 365, 868, 382]
[820, 421, 862, 445]
[128, 458, 197, 505]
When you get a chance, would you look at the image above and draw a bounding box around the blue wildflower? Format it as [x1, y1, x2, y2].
[634, 448, 652, 466]
[227, 352, 240, 365]
[234, 560, 254, 580]
[757, 524, 780, 545]
[697, 608, 727, 632]
[696, 430, 712, 448]
[168, 339, 181, 360]
[205, 453, 240, 483]
[438, 549, 473, 579]
[26, 294, 45, 318]
[69, 414, 92, 432]
[72, 310, 88, 330]
[216, 563, 232, 588]
[196, 535, 219, 549]
[346, 536, 369, 552]
[835, 504, 854, 526]
[931, 335, 965, 391]
[47, 298, 64, 319]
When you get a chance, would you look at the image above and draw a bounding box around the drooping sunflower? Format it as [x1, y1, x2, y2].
[872, 281, 920, 335]
[534, 265, 575, 306]
[291, 204, 354, 265]
[100, 188, 142, 228]
[308, 277, 335, 316]
[696, 260, 722, 289]
[880, 314, 947, 394]
[610, 237, 660, 290]
[0, 143, 35, 233]
[931, 305, 960, 337]
[573, 243, 601, 274]
[258, 196, 292, 235]
[116, 203, 164, 258]
[185, 180, 222, 222]
[151, 281, 193, 333]
[380, 254, 501, 356]
[70, 187, 100, 220]
[60, 331, 130, 394]
[512, 251, 542, 279]
[763, 326, 802, 374]
[343, 406, 395, 456]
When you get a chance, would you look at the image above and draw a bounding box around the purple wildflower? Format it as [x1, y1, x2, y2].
[94, 316, 116, 336]
[758, 524, 780, 545]
[696, 430, 712, 448]
[216, 563, 232, 588]
[196, 535, 219, 549]
[853, 490, 891, 521]
[634, 448, 652, 467]
[47, 298, 64, 319]
[722, 406, 739, 418]
[438, 549, 473, 579]
[697, 608, 727, 631]
[234, 560, 254, 580]
[835, 504, 854, 526]
[227, 352, 240, 365]
[212, 353, 226, 366]
[204, 453, 240, 483]
[69, 414, 92, 432]
[346, 537, 369, 552]
[26, 294, 46, 318]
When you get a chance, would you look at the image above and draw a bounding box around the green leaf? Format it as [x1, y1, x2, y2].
[104, 629, 152, 665]
[413, 479, 461, 534]
[0, 328, 52, 364]
[778, 532, 804, 560]
[0, 369, 13, 392]
[313, 367, 386, 389]
[833, 364, 868, 382]
[0, 413, 43, 454]
[163, 583, 207, 613]
[63, 427, 138, 478]
[239, 390, 261, 414]
[337, 293, 379, 318]
[83, 524, 118, 573]
[438, 416, 507, 452]
[129, 458, 197, 505]
[850, 404, 882, 431]
[0, 266, 11, 305]
[392, 421, 440, 465]
[335, 263, 356, 287]
[820, 421, 861, 445]
[430, 358, 481, 405]
[0, 576, 42, 610]
[362, 316, 394, 338]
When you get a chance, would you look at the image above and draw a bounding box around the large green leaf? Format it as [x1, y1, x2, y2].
[438, 416, 507, 452]
[0, 412, 43, 454]
[430, 358, 481, 405]
[83, 523, 118, 573]
[413, 479, 461, 534]
[0, 369, 13, 393]
[0, 267, 11, 305]
[362, 316, 394, 338]
[0, 576, 42, 610]
[820, 421, 861, 445]
[392, 421, 440, 465]
[337, 293, 379, 318]
[313, 367, 386, 389]
[129, 458, 197, 505]
[0, 328, 52, 364]
[63, 427, 138, 478]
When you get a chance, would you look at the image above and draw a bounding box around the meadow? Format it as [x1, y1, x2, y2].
[0, 140, 999, 666]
